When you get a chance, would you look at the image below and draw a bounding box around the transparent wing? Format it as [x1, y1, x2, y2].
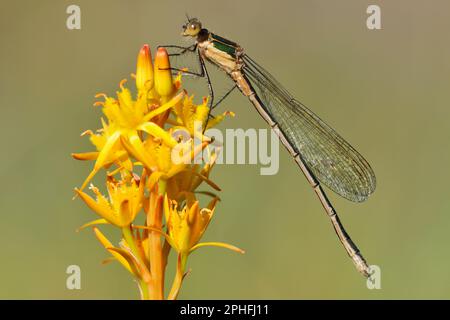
[243, 55, 376, 202]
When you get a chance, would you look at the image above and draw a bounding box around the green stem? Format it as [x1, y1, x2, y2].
[168, 254, 188, 300]
[122, 226, 149, 300]
[139, 280, 150, 300]
[158, 179, 167, 195]
[122, 226, 139, 257]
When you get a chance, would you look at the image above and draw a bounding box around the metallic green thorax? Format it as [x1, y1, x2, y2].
[210, 33, 238, 58]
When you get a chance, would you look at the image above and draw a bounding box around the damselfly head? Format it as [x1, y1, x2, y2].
[182, 18, 202, 37]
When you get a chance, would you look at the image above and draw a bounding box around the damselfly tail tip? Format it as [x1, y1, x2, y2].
[353, 255, 371, 278]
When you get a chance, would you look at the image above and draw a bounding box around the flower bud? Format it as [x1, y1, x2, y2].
[136, 44, 154, 91]
[154, 47, 174, 97]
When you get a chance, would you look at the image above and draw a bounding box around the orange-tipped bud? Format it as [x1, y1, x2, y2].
[136, 44, 154, 91]
[154, 47, 174, 97]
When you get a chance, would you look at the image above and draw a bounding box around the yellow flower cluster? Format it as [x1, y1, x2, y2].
[72, 45, 243, 300]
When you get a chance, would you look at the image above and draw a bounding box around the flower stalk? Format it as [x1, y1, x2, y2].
[73, 44, 243, 299]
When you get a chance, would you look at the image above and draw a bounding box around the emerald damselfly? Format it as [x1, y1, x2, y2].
[160, 17, 376, 277]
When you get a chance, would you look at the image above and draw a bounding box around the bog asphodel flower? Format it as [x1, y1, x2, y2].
[72, 44, 243, 300]
[164, 195, 244, 256]
[76, 46, 185, 192]
[75, 173, 144, 227]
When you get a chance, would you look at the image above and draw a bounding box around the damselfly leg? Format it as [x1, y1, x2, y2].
[157, 44, 228, 127]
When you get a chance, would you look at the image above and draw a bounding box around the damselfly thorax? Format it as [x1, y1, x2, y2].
[198, 33, 254, 97]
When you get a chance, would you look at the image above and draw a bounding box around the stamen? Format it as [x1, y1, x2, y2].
[119, 78, 127, 90]
[95, 93, 108, 99]
[80, 130, 93, 136]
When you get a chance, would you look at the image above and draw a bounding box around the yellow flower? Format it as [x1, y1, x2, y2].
[141, 130, 215, 192]
[173, 96, 234, 134]
[75, 173, 145, 227]
[76, 45, 185, 192]
[73, 43, 241, 300]
[163, 195, 243, 256]
[166, 147, 221, 201]
[72, 118, 132, 171]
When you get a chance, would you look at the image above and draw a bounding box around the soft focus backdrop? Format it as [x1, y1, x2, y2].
[1, 0, 450, 299]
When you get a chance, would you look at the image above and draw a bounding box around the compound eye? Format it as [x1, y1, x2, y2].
[181, 19, 201, 36]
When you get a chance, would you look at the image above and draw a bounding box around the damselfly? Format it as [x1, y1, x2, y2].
[160, 17, 376, 277]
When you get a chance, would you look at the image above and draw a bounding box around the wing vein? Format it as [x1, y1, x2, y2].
[243, 54, 376, 202]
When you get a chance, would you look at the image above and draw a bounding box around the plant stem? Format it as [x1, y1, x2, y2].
[168, 254, 187, 300]
[146, 179, 167, 299]
[139, 280, 150, 300]
[122, 226, 150, 300]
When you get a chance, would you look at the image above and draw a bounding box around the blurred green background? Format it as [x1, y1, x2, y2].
[1, 0, 450, 299]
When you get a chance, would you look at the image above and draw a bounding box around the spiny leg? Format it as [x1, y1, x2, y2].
[157, 44, 197, 56]
[158, 44, 199, 76]
[159, 49, 216, 131]
[157, 45, 241, 130]
[211, 84, 238, 110]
